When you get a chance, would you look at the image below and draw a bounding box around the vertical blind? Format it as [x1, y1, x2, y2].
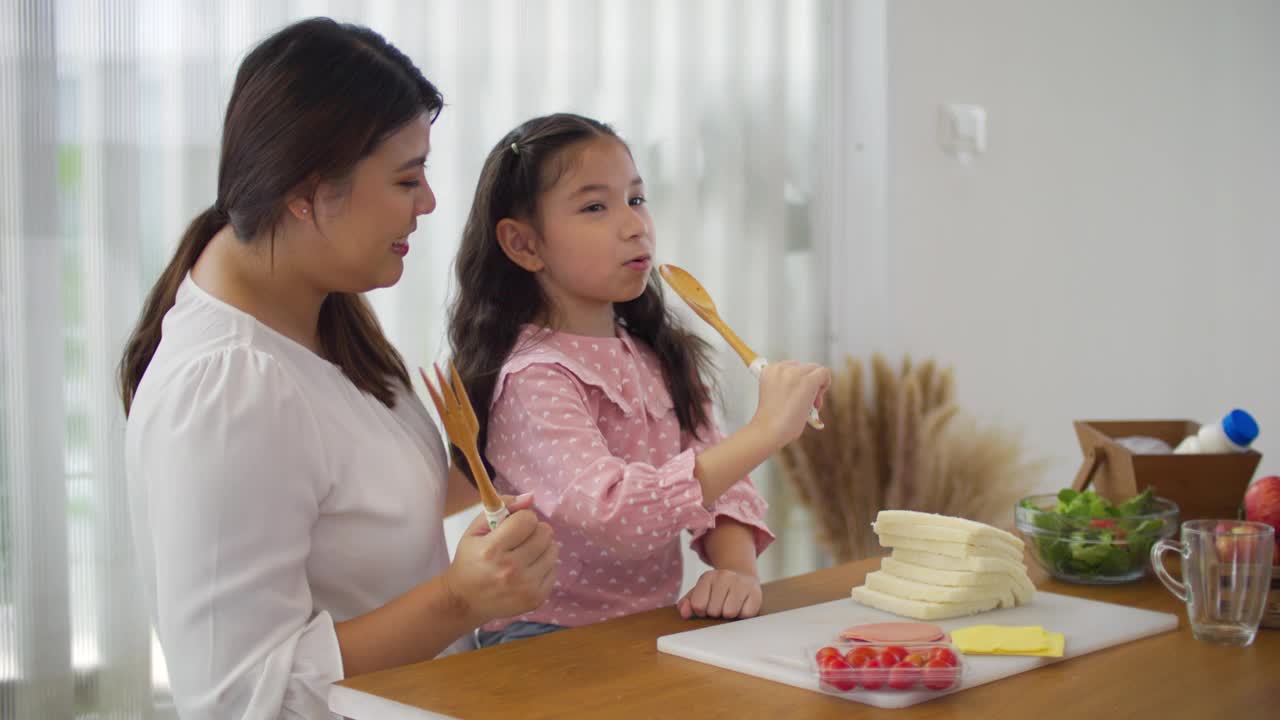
[0, 1, 837, 715]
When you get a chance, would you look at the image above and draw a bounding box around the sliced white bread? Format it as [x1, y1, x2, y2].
[850, 585, 1003, 620]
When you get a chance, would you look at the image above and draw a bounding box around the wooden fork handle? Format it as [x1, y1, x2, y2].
[481, 505, 510, 530]
[460, 445, 505, 517]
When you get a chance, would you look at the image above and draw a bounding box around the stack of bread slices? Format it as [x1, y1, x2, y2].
[850, 510, 1035, 620]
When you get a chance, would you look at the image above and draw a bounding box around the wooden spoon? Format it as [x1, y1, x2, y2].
[659, 263, 823, 430]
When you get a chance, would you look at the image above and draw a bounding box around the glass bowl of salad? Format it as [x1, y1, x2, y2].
[1015, 488, 1179, 584]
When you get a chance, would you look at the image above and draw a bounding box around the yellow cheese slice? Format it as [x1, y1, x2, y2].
[950, 625, 1065, 657]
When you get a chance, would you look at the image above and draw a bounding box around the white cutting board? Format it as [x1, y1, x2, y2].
[657, 592, 1178, 709]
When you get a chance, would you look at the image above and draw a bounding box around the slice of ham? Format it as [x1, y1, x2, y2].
[840, 622, 946, 643]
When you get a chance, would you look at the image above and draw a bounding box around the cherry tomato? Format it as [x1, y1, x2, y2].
[856, 657, 884, 690]
[922, 658, 957, 690]
[888, 659, 920, 690]
[845, 646, 879, 665]
[926, 647, 958, 667]
[901, 653, 926, 667]
[878, 645, 908, 666]
[818, 654, 856, 692]
[815, 646, 842, 663]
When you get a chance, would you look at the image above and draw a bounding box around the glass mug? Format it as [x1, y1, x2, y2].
[1151, 519, 1275, 646]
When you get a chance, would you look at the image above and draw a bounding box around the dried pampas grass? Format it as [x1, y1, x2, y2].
[778, 354, 1044, 563]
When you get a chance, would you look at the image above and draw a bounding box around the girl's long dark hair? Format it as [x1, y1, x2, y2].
[448, 113, 715, 483]
[119, 17, 444, 414]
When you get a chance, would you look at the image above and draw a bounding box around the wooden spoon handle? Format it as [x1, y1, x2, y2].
[704, 313, 759, 367]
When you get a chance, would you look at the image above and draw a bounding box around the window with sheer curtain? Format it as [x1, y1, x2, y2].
[0, 0, 838, 716]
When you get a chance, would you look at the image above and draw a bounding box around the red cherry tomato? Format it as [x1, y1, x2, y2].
[818, 654, 856, 692]
[888, 659, 920, 690]
[815, 646, 841, 663]
[879, 645, 908, 666]
[901, 652, 926, 667]
[856, 657, 885, 690]
[922, 658, 957, 690]
[845, 645, 879, 665]
[926, 647, 958, 667]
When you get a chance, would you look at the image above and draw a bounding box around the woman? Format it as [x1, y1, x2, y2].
[119, 18, 557, 719]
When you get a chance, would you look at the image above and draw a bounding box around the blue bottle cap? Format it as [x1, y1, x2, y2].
[1221, 409, 1259, 447]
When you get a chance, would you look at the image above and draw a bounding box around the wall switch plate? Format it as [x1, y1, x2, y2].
[939, 103, 987, 161]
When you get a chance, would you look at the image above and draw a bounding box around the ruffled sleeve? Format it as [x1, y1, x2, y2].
[680, 399, 776, 565]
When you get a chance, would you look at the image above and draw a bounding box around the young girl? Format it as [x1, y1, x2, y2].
[448, 113, 830, 646]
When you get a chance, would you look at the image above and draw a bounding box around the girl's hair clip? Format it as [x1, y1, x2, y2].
[510, 142, 520, 155]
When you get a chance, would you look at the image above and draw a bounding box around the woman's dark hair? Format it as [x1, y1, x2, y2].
[448, 113, 715, 483]
[120, 17, 444, 414]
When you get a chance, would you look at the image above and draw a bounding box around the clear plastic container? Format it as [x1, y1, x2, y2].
[807, 640, 964, 695]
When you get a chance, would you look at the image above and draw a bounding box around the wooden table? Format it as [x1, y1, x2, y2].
[330, 558, 1279, 719]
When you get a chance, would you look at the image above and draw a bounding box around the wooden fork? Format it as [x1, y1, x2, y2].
[420, 361, 509, 529]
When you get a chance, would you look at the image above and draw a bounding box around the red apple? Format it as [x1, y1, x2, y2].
[1244, 475, 1280, 566]
[1214, 521, 1263, 564]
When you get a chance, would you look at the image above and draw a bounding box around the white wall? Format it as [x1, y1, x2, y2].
[846, 0, 1279, 493]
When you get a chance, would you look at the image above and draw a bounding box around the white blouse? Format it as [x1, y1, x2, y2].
[126, 276, 470, 720]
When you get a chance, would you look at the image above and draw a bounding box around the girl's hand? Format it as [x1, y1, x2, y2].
[444, 494, 558, 625]
[677, 569, 763, 620]
[750, 361, 831, 448]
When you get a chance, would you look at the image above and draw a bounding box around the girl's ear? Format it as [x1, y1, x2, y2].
[496, 218, 544, 272]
